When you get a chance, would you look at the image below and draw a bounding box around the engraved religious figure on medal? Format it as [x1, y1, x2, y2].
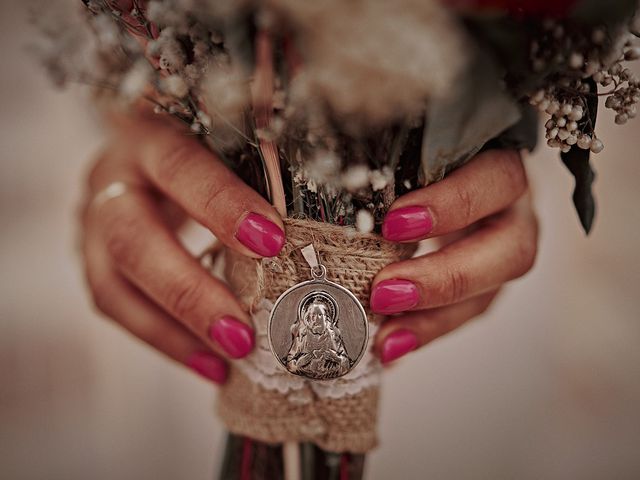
[284, 292, 352, 379]
[268, 247, 369, 381]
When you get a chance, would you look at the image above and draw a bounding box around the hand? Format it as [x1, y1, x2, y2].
[371, 150, 538, 363]
[80, 112, 285, 384]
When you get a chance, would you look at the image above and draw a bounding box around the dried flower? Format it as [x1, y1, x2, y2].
[161, 74, 188, 98]
[342, 165, 370, 192]
[356, 210, 374, 233]
[119, 60, 152, 100]
[275, 0, 468, 128]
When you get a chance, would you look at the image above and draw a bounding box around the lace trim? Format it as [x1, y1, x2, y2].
[235, 299, 382, 401]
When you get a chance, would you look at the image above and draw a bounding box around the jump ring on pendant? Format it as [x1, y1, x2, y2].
[311, 264, 327, 279]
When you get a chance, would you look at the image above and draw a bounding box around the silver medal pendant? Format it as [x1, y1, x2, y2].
[268, 245, 369, 381]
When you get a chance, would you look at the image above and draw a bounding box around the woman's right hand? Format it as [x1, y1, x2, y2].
[80, 111, 286, 384]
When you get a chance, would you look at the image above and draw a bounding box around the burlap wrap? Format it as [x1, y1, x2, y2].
[217, 218, 416, 453]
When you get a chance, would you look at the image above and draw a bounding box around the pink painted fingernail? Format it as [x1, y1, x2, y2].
[186, 352, 227, 384]
[382, 206, 433, 242]
[381, 329, 419, 364]
[370, 279, 419, 314]
[209, 316, 254, 359]
[236, 213, 285, 257]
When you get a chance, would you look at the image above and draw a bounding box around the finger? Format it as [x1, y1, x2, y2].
[371, 194, 538, 314]
[374, 290, 500, 364]
[382, 149, 528, 242]
[82, 231, 228, 384]
[132, 118, 285, 258]
[89, 188, 256, 360]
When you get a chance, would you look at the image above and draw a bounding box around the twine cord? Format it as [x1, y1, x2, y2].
[216, 218, 416, 453]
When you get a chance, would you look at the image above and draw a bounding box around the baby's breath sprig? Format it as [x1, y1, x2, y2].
[528, 19, 639, 156]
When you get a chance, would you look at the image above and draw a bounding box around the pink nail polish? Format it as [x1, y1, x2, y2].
[370, 279, 419, 314]
[186, 352, 227, 384]
[381, 329, 418, 364]
[236, 213, 285, 257]
[382, 206, 433, 242]
[209, 316, 254, 359]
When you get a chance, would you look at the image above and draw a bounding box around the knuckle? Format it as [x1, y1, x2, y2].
[165, 273, 205, 320]
[453, 182, 475, 227]
[104, 214, 143, 271]
[442, 267, 469, 305]
[202, 180, 234, 219]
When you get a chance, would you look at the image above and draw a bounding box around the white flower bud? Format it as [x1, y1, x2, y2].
[538, 99, 550, 111]
[624, 47, 640, 61]
[558, 129, 571, 141]
[566, 135, 577, 145]
[546, 101, 560, 114]
[561, 145, 571, 153]
[590, 138, 604, 153]
[532, 89, 545, 103]
[569, 106, 584, 121]
[605, 96, 621, 109]
[561, 104, 573, 115]
[342, 165, 370, 191]
[197, 111, 212, 128]
[369, 167, 393, 191]
[161, 74, 189, 98]
[548, 127, 559, 139]
[615, 113, 628, 125]
[545, 119, 556, 129]
[556, 117, 567, 128]
[567, 121, 578, 132]
[628, 105, 637, 119]
[577, 135, 592, 150]
[356, 210, 374, 234]
[569, 52, 584, 69]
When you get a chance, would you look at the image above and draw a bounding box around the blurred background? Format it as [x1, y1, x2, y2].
[1, 1, 639, 479]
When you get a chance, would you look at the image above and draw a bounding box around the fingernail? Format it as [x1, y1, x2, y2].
[381, 329, 419, 364]
[186, 352, 227, 384]
[209, 316, 254, 359]
[236, 213, 285, 257]
[370, 279, 419, 314]
[382, 206, 433, 242]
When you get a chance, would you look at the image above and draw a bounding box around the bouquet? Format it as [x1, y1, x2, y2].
[34, 0, 639, 476]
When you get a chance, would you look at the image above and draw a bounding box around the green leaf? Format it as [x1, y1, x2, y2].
[483, 105, 539, 152]
[420, 45, 521, 185]
[561, 147, 596, 234]
[560, 78, 598, 234]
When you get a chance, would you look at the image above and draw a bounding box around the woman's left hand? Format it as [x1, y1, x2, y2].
[371, 149, 538, 363]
